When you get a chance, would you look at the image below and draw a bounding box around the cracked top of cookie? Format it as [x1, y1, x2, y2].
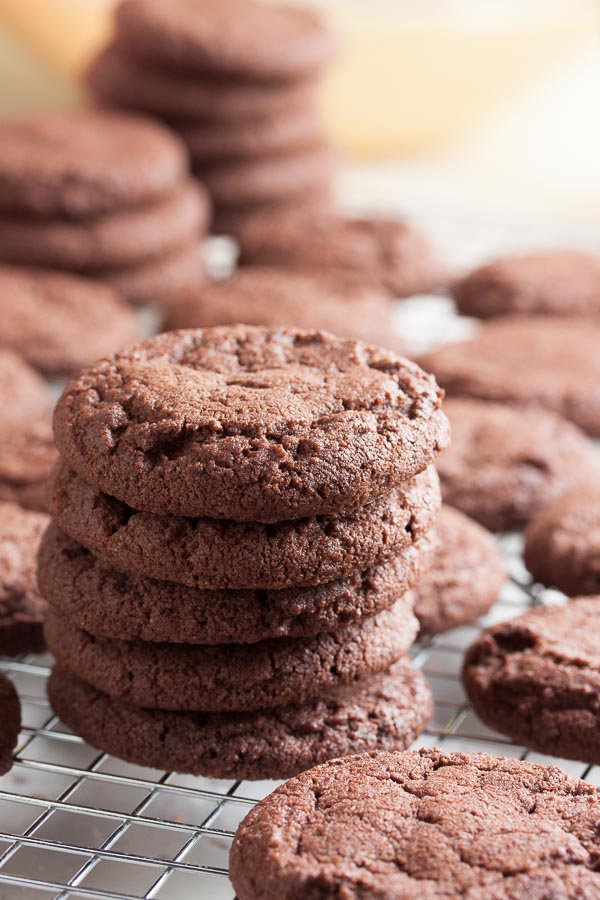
[53, 325, 449, 521]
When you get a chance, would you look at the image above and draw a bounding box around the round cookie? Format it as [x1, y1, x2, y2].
[161, 267, 397, 348]
[44, 600, 417, 713]
[420, 316, 600, 436]
[524, 487, 600, 595]
[454, 250, 600, 319]
[436, 398, 597, 532]
[212, 186, 333, 241]
[463, 597, 600, 764]
[87, 43, 319, 121]
[53, 326, 449, 521]
[96, 240, 206, 307]
[196, 143, 334, 207]
[0, 182, 209, 270]
[0, 348, 50, 429]
[39, 524, 433, 645]
[230, 748, 600, 900]
[0, 111, 187, 218]
[414, 507, 505, 636]
[0, 502, 48, 656]
[238, 213, 447, 298]
[48, 463, 441, 590]
[0, 422, 57, 512]
[115, 0, 338, 79]
[0, 673, 20, 776]
[0, 266, 139, 377]
[48, 661, 432, 781]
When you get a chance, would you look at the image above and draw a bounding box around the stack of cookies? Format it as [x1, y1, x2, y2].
[86, 0, 337, 237]
[41, 326, 449, 780]
[0, 110, 209, 307]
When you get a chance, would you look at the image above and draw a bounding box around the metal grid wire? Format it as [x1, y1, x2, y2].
[2, 212, 600, 900]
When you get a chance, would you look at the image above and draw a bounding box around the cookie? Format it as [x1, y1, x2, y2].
[212, 186, 333, 240]
[0, 348, 50, 429]
[161, 267, 397, 348]
[239, 214, 447, 298]
[0, 266, 139, 377]
[436, 398, 597, 531]
[420, 316, 600, 436]
[87, 43, 319, 121]
[0, 181, 210, 270]
[115, 0, 337, 79]
[230, 748, 600, 900]
[524, 487, 600, 595]
[48, 661, 431, 781]
[0, 111, 187, 218]
[414, 507, 505, 636]
[463, 597, 600, 764]
[0, 673, 20, 776]
[44, 600, 417, 712]
[454, 250, 600, 319]
[48, 463, 441, 590]
[0, 502, 48, 656]
[96, 240, 206, 307]
[53, 326, 449, 521]
[0, 422, 57, 512]
[196, 143, 334, 207]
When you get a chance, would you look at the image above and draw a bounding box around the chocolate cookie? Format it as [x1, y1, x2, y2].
[230, 748, 600, 900]
[161, 267, 396, 348]
[115, 0, 337, 79]
[0, 182, 209, 270]
[0, 502, 48, 655]
[420, 316, 600, 436]
[437, 398, 597, 531]
[48, 661, 431, 781]
[0, 111, 187, 218]
[0, 266, 139, 377]
[524, 487, 600, 595]
[87, 43, 319, 121]
[44, 600, 416, 712]
[0, 673, 20, 775]
[454, 250, 600, 319]
[39, 524, 434, 644]
[53, 326, 449, 521]
[463, 597, 600, 764]
[212, 186, 333, 241]
[0, 348, 50, 429]
[0, 422, 57, 512]
[414, 507, 505, 636]
[96, 240, 206, 307]
[49, 463, 440, 590]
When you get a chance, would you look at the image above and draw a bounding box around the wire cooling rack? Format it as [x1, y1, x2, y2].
[2, 211, 600, 900]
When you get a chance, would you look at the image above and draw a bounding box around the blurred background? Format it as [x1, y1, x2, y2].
[0, 0, 599, 226]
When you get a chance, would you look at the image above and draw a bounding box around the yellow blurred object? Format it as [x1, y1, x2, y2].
[0, 26, 80, 115]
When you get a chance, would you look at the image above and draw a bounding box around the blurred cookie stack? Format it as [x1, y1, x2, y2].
[41, 325, 449, 779]
[86, 0, 338, 237]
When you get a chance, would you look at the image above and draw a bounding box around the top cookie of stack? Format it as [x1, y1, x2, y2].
[87, 0, 338, 237]
[0, 110, 210, 307]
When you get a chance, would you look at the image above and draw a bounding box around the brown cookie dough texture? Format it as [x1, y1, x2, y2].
[48, 661, 432, 781]
[524, 486, 600, 595]
[414, 507, 505, 636]
[53, 326, 449, 521]
[437, 398, 597, 532]
[38, 524, 434, 645]
[0, 422, 57, 512]
[0, 673, 20, 775]
[421, 316, 600, 436]
[230, 748, 600, 900]
[0, 348, 50, 430]
[44, 600, 417, 712]
[454, 250, 600, 319]
[48, 463, 441, 590]
[239, 214, 447, 298]
[0, 266, 139, 378]
[0, 110, 187, 218]
[463, 597, 600, 764]
[0, 502, 48, 655]
[115, 0, 338, 79]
